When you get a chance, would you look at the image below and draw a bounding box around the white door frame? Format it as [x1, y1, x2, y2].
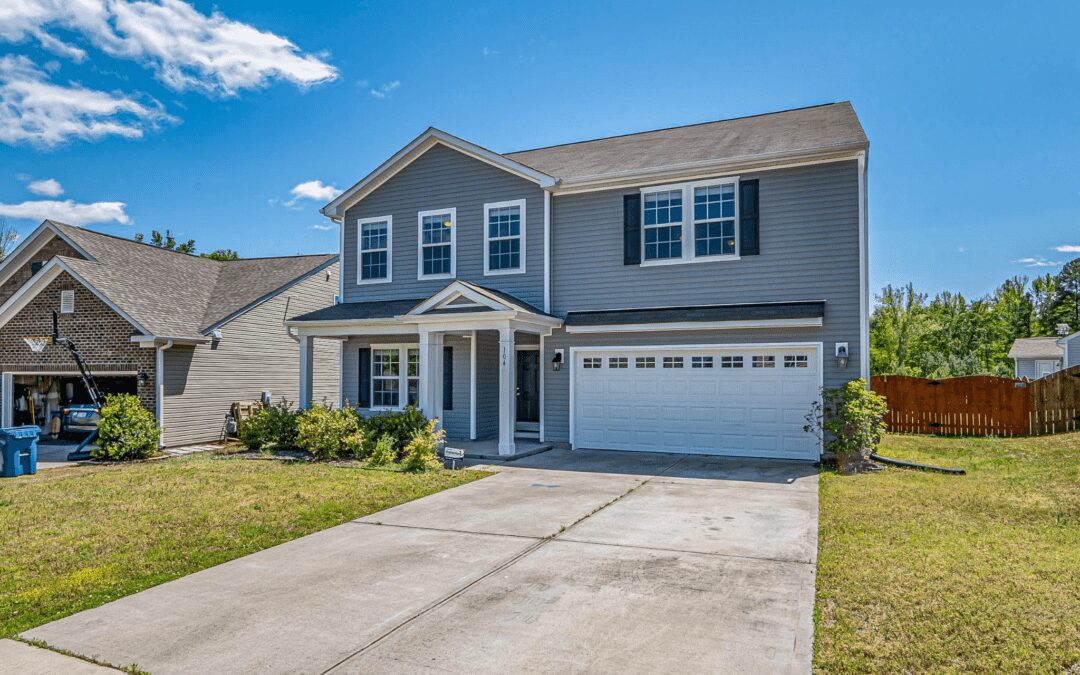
[568, 342, 824, 455]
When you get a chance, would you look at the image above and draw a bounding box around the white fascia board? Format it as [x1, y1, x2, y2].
[552, 147, 865, 195]
[564, 317, 823, 334]
[323, 128, 557, 218]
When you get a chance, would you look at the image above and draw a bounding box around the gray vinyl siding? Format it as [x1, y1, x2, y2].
[160, 265, 340, 447]
[550, 160, 861, 362]
[343, 144, 545, 307]
[1014, 358, 1040, 380]
[1065, 334, 1080, 368]
[542, 327, 849, 444]
[474, 330, 500, 439]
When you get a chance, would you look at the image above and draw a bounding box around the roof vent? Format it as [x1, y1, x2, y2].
[1056, 323, 1071, 336]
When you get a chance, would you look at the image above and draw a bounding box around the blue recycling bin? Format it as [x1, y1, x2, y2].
[1, 426, 40, 477]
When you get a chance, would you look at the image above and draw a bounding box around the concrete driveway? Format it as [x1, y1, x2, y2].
[23, 449, 818, 674]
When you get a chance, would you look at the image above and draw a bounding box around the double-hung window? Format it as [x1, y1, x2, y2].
[371, 346, 420, 409]
[484, 199, 526, 275]
[417, 208, 456, 279]
[642, 188, 683, 261]
[640, 177, 739, 264]
[357, 216, 391, 284]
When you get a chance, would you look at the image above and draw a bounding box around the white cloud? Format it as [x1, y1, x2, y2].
[1055, 244, 1080, 253]
[0, 0, 338, 96]
[310, 222, 335, 231]
[0, 198, 130, 226]
[27, 177, 63, 196]
[0, 55, 174, 147]
[284, 179, 339, 207]
[481, 47, 500, 58]
[1015, 256, 1062, 268]
[369, 80, 400, 99]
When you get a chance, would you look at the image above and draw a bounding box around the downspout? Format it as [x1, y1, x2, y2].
[155, 340, 174, 448]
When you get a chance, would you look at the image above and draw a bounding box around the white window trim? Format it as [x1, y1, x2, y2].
[639, 176, 741, 267]
[357, 215, 393, 285]
[417, 207, 457, 280]
[370, 343, 420, 411]
[483, 198, 527, 276]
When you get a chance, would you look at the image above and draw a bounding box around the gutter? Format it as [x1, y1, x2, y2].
[155, 340, 174, 448]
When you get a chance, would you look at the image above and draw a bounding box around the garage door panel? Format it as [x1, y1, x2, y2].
[574, 347, 819, 460]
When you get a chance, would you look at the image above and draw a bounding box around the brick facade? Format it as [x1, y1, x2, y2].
[0, 236, 85, 306]
[0, 272, 155, 412]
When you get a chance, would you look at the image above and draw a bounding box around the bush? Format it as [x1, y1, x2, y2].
[359, 406, 426, 457]
[93, 394, 159, 460]
[296, 404, 366, 460]
[804, 378, 888, 474]
[239, 399, 298, 451]
[367, 433, 397, 467]
[400, 420, 445, 473]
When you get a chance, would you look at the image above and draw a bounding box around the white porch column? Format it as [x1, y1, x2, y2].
[418, 330, 444, 422]
[298, 334, 314, 410]
[498, 327, 516, 455]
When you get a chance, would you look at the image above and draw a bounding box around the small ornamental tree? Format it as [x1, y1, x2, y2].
[804, 378, 888, 474]
[400, 420, 445, 472]
[94, 394, 159, 460]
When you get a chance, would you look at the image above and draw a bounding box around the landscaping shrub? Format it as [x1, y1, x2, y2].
[94, 394, 159, 460]
[296, 404, 366, 460]
[367, 433, 397, 467]
[804, 378, 888, 473]
[359, 406, 426, 457]
[400, 420, 445, 473]
[239, 399, 298, 450]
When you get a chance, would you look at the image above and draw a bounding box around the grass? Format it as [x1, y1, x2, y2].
[0, 452, 484, 638]
[815, 432, 1080, 673]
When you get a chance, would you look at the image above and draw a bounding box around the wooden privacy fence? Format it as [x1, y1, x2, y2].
[871, 364, 1080, 437]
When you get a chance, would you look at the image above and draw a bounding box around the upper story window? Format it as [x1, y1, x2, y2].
[417, 208, 456, 279]
[484, 199, 526, 275]
[641, 177, 739, 265]
[357, 216, 392, 284]
[643, 189, 683, 261]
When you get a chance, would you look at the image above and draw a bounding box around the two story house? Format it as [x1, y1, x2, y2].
[289, 102, 869, 460]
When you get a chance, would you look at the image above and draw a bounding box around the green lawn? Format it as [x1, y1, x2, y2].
[815, 432, 1080, 673]
[0, 453, 484, 638]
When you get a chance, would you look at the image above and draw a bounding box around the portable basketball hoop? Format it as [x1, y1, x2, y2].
[23, 336, 53, 353]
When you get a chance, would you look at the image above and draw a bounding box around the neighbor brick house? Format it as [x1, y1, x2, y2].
[0, 221, 340, 447]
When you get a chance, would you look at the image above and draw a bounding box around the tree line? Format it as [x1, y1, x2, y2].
[870, 258, 1079, 377]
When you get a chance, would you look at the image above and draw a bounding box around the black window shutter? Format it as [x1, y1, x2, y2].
[442, 346, 453, 411]
[739, 179, 760, 256]
[623, 193, 641, 265]
[357, 348, 371, 408]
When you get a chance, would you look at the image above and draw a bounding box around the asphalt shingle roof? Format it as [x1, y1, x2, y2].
[1008, 337, 1064, 360]
[504, 102, 867, 182]
[48, 222, 335, 338]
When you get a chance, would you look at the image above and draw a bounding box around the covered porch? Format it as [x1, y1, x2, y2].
[289, 281, 562, 456]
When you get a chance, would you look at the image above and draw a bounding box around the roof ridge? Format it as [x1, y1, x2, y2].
[503, 101, 851, 156]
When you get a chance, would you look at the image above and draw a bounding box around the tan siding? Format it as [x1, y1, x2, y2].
[160, 263, 340, 447]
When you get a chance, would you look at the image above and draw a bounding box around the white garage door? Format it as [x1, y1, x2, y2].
[572, 345, 820, 460]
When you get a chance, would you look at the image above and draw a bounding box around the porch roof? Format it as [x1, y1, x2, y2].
[289, 298, 425, 323]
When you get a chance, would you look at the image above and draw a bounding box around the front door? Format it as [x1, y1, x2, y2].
[515, 349, 540, 428]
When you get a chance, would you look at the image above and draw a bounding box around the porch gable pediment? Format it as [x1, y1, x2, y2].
[407, 281, 517, 316]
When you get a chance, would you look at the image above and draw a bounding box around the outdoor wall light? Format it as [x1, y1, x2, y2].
[551, 349, 564, 372]
[835, 342, 849, 369]
[137, 371, 149, 387]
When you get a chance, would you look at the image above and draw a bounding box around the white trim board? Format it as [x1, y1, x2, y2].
[564, 317, 822, 334]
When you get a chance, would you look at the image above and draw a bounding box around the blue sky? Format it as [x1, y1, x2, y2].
[2, 0, 1078, 299]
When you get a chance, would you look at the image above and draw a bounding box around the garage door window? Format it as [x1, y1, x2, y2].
[720, 355, 743, 368]
[609, 357, 628, 369]
[662, 356, 684, 368]
[784, 355, 809, 368]
[635, 356, 656, 368]
[691, 356, 713, 368]
[583, 357, 602, 369]
[752, 355, 775, 368]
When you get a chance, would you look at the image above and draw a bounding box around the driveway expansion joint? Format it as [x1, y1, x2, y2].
[348, 520, 544, 541]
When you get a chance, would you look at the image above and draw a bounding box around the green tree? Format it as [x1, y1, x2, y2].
[870, 283, 929, 375]
[134, 229, 196, 254]
[1050, 258, 1080, 329]
[1032, 273, 1064, 334]
[201, 249, 239, 261]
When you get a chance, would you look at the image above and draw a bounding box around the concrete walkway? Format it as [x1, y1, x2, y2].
[22, 449, 819, 674]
